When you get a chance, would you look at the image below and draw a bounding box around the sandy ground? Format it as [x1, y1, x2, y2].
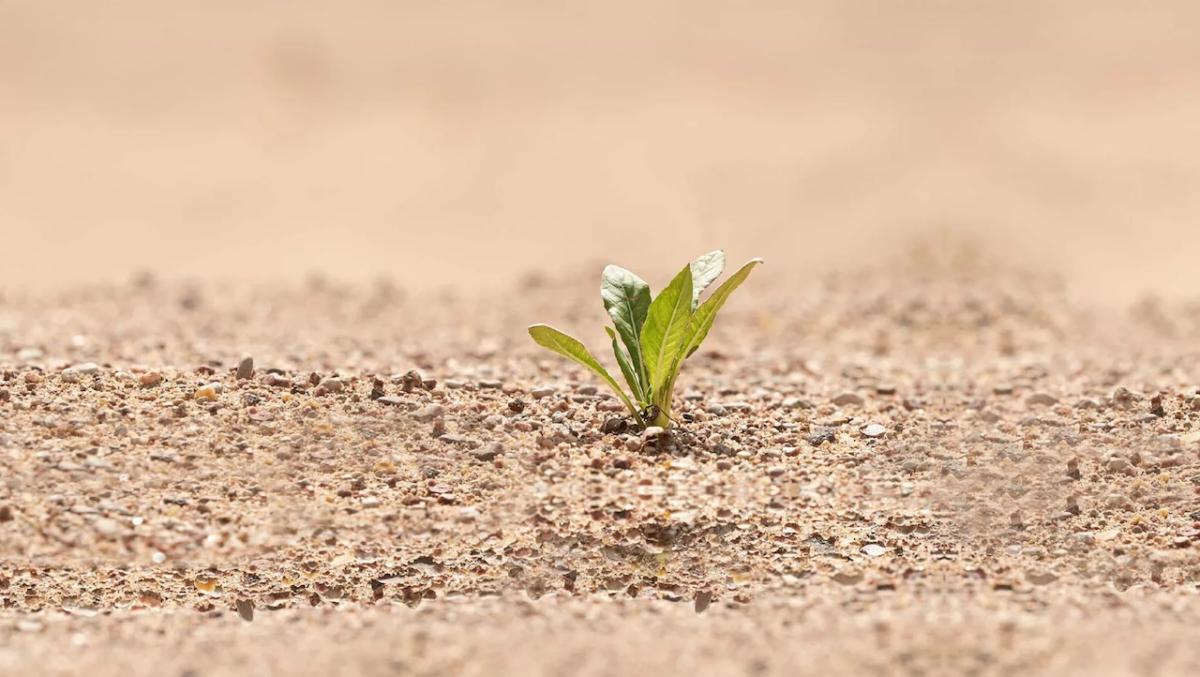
[1, 243, 1199, 675]
[4, 1, 1200, 675]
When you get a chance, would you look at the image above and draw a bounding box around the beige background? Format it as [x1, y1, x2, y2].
[3, 1, 1200, 301]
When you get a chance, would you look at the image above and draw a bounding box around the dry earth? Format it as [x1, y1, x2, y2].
[2, 245, 1199, 675]
[5, 1, 1200, 674]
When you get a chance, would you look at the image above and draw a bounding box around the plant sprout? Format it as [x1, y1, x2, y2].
[529, 251, 762, 428]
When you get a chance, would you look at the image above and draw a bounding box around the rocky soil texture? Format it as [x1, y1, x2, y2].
[2, 252, 1199, 675]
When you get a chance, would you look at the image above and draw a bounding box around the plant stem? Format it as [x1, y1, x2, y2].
[651, 371, 679, 428]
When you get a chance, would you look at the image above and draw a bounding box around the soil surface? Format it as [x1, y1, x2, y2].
[2, 247, 1199, 675]
[6, 2, 1200, 674]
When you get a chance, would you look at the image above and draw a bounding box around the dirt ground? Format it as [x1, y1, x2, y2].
[1, 243, 1199, 675]
[4, 1, 1200, 675]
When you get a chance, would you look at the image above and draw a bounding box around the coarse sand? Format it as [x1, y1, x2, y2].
[2, 245, 1198, 675]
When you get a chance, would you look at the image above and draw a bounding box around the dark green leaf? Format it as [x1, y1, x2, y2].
[606, 326, 645, 403]
[600, 265, 651, 393]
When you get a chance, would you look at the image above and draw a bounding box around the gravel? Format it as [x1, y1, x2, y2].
[1, 260, 1198, 677]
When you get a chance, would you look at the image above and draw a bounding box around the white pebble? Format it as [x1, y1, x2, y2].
[861, 543, 887, 557]
[862, 423, 887, 438]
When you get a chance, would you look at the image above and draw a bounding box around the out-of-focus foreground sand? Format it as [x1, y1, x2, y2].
[3, 0, 1200, 301]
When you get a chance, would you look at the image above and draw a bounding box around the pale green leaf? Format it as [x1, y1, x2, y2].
[600, 265, 651, 391]
[640, 264, 693, 395]
[688, 250, 725, 310]
[529, 324, 640, 417]
[681, 258, 763, 360]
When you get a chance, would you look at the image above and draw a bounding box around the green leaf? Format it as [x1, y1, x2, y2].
[606, 326, 645, 403]
[649, 258, 762, 421]
[529, 324, 640, 417]
[640, 263, 693, 396]
[688, 250, 725, 310]
[600, 265, 651, 394]
[681, 258, 763, 360]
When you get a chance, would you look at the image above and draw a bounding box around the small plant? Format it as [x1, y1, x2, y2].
[529, 250, 762, 428]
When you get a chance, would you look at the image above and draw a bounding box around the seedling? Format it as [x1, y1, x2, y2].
[529, 251, 762, 428]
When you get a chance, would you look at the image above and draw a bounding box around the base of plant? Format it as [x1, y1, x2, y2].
[649, 410, 672, 429]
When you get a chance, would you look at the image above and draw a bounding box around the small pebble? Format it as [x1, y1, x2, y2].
[832, 392, 864, 406]
[61, 364, 98, 383]
[317, 377, 344, 394]
[139, 372, 163, 387]
[265, 374, 291, 388]
[236, 356, 254, 380]
[472, 443, 503, 462]
[782, 397, 814, 409]
[1026, 392, 1058, 407]
[861, 543, 886, 557]
[807, 428, 836, 446]
[401, 370, 427, 391]
[601, 417, 628, 434]
[1065, 495, 1081, 515]
[1149, 393, 1166, 417]
[194, 385, 219, 402]
[862, 423, 887, 438]
[1111, 385, 1136, 406]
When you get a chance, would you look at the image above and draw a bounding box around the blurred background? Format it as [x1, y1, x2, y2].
[3, 0, 1199, 302]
